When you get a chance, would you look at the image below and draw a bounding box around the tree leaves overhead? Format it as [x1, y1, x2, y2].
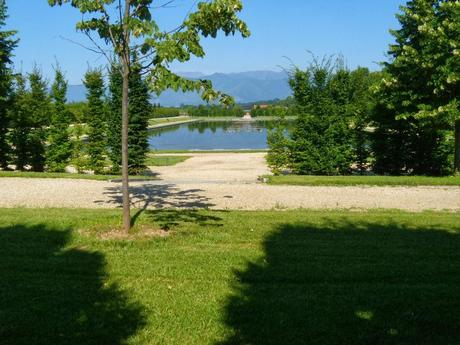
[48, 0, 250, 105]
[379, 0, 460, 124]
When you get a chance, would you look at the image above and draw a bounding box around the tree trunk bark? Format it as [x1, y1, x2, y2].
[455, 118, 460, 175]
[121, 0, 131, 233]
[121, 64, 130, 232]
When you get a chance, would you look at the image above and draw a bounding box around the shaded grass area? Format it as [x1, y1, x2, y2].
[265, 174, 460, 186]
[145, 155, 190, 166]
[0, 208, 459, 344]
[0, 171, 158, 181]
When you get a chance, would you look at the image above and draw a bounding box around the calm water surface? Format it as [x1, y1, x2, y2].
[149, 121, 278, 150]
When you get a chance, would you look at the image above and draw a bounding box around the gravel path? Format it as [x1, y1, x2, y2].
[1, 153, 459, 211]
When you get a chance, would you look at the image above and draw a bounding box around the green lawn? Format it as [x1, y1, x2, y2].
[1, 208, 459, 344]
[0, 171, 132, 181]
[145, 155, 191, 166]
[265, 174, 460, 186]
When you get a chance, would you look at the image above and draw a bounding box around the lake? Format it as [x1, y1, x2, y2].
[149, 120, 277, 151]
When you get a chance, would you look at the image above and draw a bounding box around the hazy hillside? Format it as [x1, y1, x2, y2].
[67, 70, 292, 106]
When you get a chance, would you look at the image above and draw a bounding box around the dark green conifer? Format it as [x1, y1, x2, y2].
[84, 69, 107, 174]
[0, 1, 17, 168]
[27, 68, 51, 172]
[47, 67, 72, 172]
[128, 64, 151, 175]
[107, 64, 122, 172]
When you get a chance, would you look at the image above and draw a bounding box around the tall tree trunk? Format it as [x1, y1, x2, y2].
[455, 118, 460, 175]
[121, 0, 131, 233]
[121, 63, 130, 232]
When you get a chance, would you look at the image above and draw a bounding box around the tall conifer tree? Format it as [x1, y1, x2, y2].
[27, 68, 51, 172]
[47, 67, 72, 172]
[84, 69, 106, 174]
[0, 0, 17, 168]
[107, 64, 122, 172]
[128, 64, 150, 174]
[10, 73, 29, 170]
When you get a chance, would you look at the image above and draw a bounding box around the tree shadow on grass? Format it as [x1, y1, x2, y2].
[218, 219, 460, 345]
[0, 224, 146, 345]
[96, 183, 216, 227]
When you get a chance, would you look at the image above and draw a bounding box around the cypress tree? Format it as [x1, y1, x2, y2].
[47, 67, 72, 172]
[0, 1, 17, 169]
[10, 74, 29, 170]
[107, 64, 122, 172]
[84, 69, 106, 174]
[27, 68, 51, 172]
[128, 64, 150, 175]
[107, 63, 151, 175]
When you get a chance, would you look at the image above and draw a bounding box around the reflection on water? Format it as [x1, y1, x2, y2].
[149, 121, 279, 150]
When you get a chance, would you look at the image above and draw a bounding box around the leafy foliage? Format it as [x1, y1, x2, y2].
[373, 0, 460, 174]
[48, 0, 250, 106]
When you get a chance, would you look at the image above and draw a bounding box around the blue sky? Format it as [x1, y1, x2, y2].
[6, 0, 405, 84]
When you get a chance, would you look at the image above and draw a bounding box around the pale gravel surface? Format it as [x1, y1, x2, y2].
[1, 153, 459, 211]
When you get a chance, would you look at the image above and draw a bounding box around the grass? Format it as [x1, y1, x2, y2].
[0, 170, 159, 181]
[145, 155, 190, 166]
[1, 208, 459, 344]
[148, 116, 195, 127]
[0, 155, 188, 180]
[264, 174, 460, 186]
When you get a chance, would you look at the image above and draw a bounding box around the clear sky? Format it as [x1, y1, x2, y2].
[6, 0, 406, 84]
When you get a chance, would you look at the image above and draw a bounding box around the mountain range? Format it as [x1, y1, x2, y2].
[67, 70, 292, 106]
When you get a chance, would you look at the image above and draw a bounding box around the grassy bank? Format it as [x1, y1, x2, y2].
[264, 174, 460, 187]
[1, 208, 459, 344]
[0, 171, 131, 181]
[0, 156, 189, 180]
[145, 155, 190, 166]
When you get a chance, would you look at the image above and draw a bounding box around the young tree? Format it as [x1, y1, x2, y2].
[0, 0, 18, 169]
[83, 69, 106, 174]
[377, 0, 460, 174]
[27, 68, 51, 172]
[49, 0, 250, 232]
[47, 67, 72, 172]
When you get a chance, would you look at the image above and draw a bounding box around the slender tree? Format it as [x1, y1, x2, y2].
[27, 68, 51, 172]
[47, 67, 72, 172]
[83, 69, 106, 174]
[49, 0, 250, 232]
[0, 0, 18, 169]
